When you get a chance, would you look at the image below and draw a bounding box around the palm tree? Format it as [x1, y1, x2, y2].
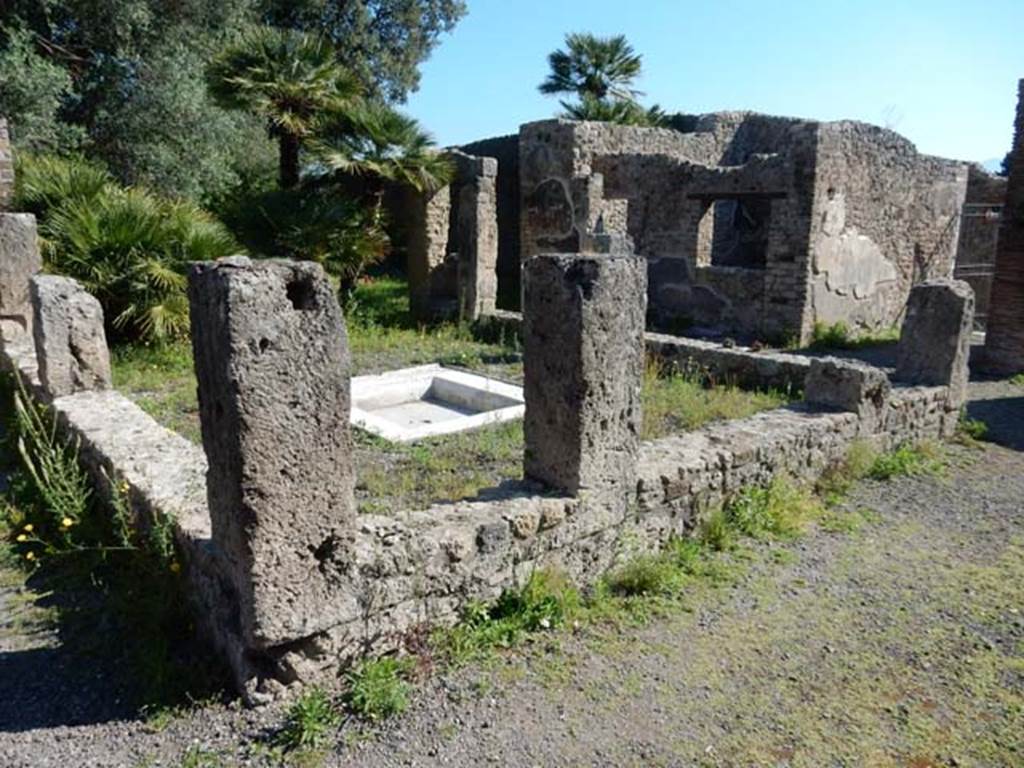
[563, 95, 666, 127]
[310, 102, 454, 222]
[539, 33, 644, 106]
[206, 27, 360, 189]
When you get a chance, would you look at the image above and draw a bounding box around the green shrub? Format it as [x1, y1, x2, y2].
[345, 658, 413, 721]
[699, 506, 734, 552]
[43, 187, 239, 343]
[8, 382, 92, 559]
[816, 440, 879, 504]
[220, 185, 389, 299]
[810, 321, 899, 351]
[435, 570, 580, 661]
[958, 413, 989, 442]
[13, 153, 113, 219]
[604, 552, 680, 597]
[276, 687, 342, 749]
[725, 476, 821, 540]
[1010, 373, 1024, 387]
[868, 442, 943, 480]
[811, 321, 852, 349]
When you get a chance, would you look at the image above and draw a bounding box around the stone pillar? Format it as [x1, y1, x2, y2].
[407, 185, 452, 320]
[0, 119, 13, 211]
[895, 279, 975, 409]
[523, 252, 646, 495]
[0, 213, 42, 337]
[985, 79, 1024, 374]
[31, 276, 112, 398]
[188, 257, 356, 648]
[805, 357, 891, 433]
[457, 155, 498, 321]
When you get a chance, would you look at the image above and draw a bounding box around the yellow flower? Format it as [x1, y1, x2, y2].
[23, 523, 33, 533]
[16, 534, 27, 542]
[169, 561, 181, 574]
[25, 551, 35, 561]
[61, 517, 74, 528]
[119, 481, 130, 494]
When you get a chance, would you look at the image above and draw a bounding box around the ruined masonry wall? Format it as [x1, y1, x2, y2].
[985, 79, 1024, 374]
[955, 166, 1007, 328]
[0, 325, 957, 700]
[809, 122, 968, 334]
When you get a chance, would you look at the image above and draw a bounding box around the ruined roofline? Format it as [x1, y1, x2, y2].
[512, 111, 970, 166]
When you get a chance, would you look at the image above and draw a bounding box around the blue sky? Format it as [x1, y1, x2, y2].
[405, 0, 1023, 164]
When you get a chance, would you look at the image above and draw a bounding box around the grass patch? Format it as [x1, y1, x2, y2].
[815, 440, 879, 504]
[957, 411, 989, 444]
[345, 658, 415, 721]
[434, 570, 582, 664]
[111, 341, 201, 443]
[868, 441, 945, 480]
[818, 506, 882, 534]
[808, 321, 900, 351]
[725, 476, 823, 539]
[641, 358, 790, 440]
[355, 420, 523, 514]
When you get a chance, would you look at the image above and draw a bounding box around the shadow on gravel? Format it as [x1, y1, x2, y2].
[0, 576, 140, 732]
[967, 395, 1024, 451]
[0, 559, 228, 733]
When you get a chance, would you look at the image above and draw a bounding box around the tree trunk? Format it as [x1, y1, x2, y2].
[279, 132, 301, 189]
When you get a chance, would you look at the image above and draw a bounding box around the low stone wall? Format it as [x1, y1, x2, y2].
[0, 237, 970, 705]
[476, 310, 812, 393]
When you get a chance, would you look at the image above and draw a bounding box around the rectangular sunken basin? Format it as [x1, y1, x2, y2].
[350, 364, 524, 442]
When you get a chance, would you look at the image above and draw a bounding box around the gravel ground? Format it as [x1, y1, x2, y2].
[1, 379, 1022, 767]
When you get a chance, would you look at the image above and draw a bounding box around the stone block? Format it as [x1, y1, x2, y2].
[188, 257, 357, 648]
[31, 275, 112, 398]
[523, 252, 646, 495]
[895, 278, 974, 408]
[0, 213, 42, 328]
[805, 356, 891, 431]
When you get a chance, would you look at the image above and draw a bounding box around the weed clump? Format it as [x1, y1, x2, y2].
[868, 442, 944, 480]
[435, 570, 581, 662]
[726, 477, 822, 539]
[276, 687, 342, 749]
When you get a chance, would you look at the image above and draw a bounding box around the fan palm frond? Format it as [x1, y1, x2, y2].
[539, 33, 644, 103]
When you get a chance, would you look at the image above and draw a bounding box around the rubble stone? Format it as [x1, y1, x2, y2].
[0, 213, 42, 331]
[31, 275, 112, 398]
[805, 356, 891, 431]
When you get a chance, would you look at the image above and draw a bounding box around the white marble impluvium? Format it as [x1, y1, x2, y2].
[350, 364, 524, 442]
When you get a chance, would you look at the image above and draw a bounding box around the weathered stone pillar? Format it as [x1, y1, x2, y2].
[895, 279, 974, 409]
[985, 79, 1024, 374]
[188, 257, 356, 648]
[0, 213, 42, 336]
[407, 185, 452, 320]
[0, 119, 13, 211]
[31, 275, 112, 398]
[457, 155, 499, 321]
[523, 252, 646, 495]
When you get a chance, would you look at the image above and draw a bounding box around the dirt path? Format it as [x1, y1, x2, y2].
[1, 386, 1022, 767]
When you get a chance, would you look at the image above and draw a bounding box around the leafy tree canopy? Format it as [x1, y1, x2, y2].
[260, 0, 467, 102]
[0, 0, 465, 200]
